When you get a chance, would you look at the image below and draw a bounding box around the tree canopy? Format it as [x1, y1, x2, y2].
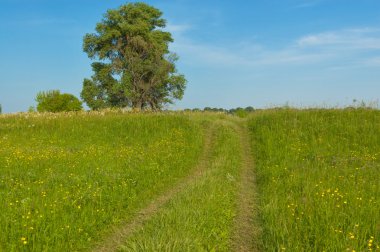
[36, 90, 83, 112]
[81, 2, 186, 111]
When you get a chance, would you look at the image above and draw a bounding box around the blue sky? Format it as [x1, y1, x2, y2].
[1, 0, 380, 113]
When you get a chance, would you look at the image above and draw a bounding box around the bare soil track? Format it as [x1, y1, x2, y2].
[93, 124, 216, 252]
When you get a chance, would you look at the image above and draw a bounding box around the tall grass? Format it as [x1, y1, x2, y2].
[0, 112, 203, 251]
[249, 109, 380, 251]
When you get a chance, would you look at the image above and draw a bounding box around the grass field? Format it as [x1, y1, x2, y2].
[1, 109, 379, 251]
[249, 109, 380, 251]
[0, 112, 203, 251]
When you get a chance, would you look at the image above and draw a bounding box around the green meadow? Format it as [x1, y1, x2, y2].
[0, 109, 379, 251]
[249, 109, 380, 251]
[0, 112, 203, 251]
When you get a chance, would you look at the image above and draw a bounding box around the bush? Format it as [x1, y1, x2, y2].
[235, 108, 249, 118]
[36, 90, 83, 112]
[28, 106, 36, 113]
[245, 106, 255, 112]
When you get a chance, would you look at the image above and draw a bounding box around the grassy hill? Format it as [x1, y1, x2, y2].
[0, 109, 379, 251]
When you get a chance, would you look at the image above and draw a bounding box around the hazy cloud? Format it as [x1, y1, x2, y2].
[171, 26, 380, 69]
[290, 0, 325, 9]
[297, 28, 380, 49]
[363, 57, 380, 67]
[166, 24, 192, 34]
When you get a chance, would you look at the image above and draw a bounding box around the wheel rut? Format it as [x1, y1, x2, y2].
[231, 121, 261, 252]
[93, 124, 216, 252]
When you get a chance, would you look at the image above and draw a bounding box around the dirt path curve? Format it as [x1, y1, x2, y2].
[231, 120, 261, 252]
[93, 124, 216, 252]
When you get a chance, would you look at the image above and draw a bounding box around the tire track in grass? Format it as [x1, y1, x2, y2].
[93, 124, 216, 252]
[118, 120, 242, 251]
[231, 120, 261, 252]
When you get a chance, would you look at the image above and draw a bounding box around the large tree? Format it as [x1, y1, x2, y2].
[81, 2, 186, 111]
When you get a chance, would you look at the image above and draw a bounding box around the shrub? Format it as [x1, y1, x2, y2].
[36, 90, 82, 112]
[28, 106, 36, 113]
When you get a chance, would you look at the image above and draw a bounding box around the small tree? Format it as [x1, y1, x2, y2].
[28, 106, 36, 113]
[245, 106, 255, 112]
[235, 108, 248, 118]
[0, 104, 2, 114]
[36, 90, 82, 112]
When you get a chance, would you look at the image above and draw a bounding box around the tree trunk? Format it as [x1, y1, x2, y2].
[132, 100, 143, 111]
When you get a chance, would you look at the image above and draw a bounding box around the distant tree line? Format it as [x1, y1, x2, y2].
[184, 106, 255, 116]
